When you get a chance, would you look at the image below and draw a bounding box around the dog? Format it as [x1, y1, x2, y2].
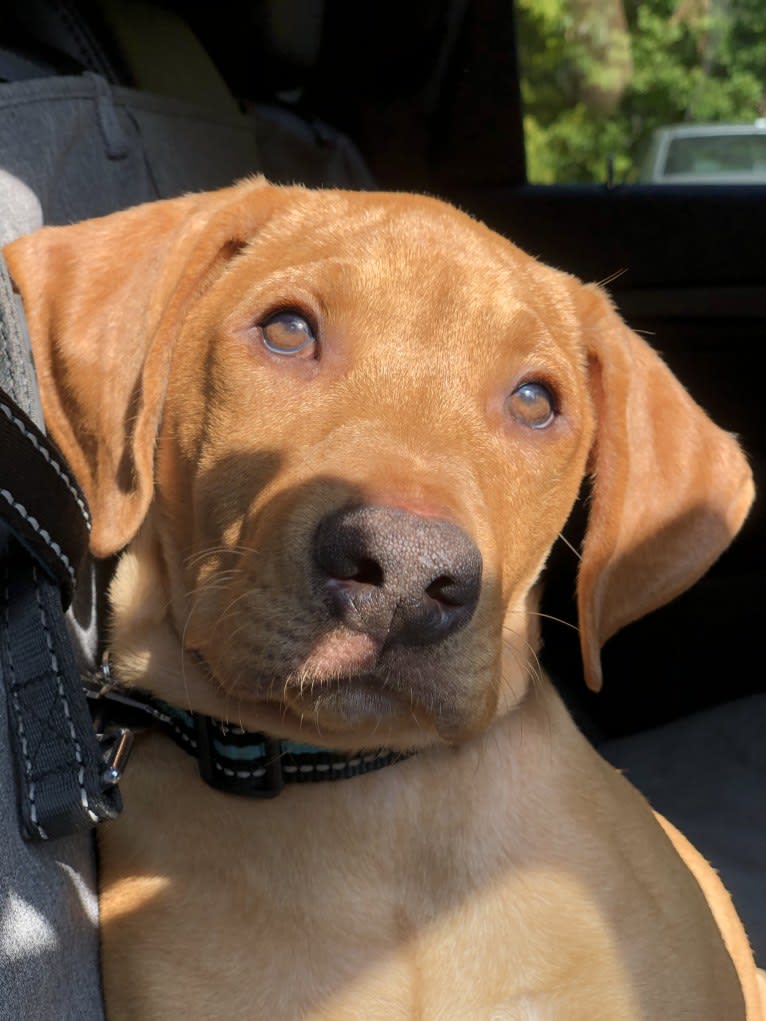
[5, 178, 764, 1020]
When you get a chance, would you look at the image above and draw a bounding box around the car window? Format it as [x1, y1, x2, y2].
[662, 129, 766, 176]
[514, 0, 766, 184]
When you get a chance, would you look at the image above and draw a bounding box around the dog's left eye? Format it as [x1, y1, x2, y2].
[506, 381, 556, 429]
[260, 311, 317, 357]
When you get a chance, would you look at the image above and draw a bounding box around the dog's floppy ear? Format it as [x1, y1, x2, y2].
[4, 176, 277, 557]
[574, 283, 754, 692]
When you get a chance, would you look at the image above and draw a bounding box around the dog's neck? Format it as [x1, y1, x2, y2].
[87, 664, 413, 798]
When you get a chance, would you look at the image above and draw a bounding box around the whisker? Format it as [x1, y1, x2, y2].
[595, 267, 627, 288]
[501, 621, 546, 691]
[313, 703, 324, 739]
[225, 611, 258, 646]
[199, 567, 246, 584]
[210, 588, 259, 638]
[184, 544, 260, 569]
[504, 611, 579, 634]
[179, 608, 198, 713]
[556, 530, 581, 562]
[179, 571, 245, 604]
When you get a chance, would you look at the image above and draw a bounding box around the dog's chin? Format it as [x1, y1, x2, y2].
[180, 624, 496, 751]
[253, 677, 474, 752]
[282, 676, 425, 735]
[199, 652, 476, 752]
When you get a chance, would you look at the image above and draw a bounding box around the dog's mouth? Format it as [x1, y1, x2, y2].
[260, 673, 462, 750]
[281, 675, 421, 730]
[186, 619, 487, 749]
[275, 630, 420, 733]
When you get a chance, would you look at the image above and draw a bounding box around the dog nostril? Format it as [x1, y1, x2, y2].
[346, 556, 384, 587]
[425, 574, 462, 607]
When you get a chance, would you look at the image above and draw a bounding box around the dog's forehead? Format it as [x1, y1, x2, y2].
[230, 189, 582, 363]
[253, 189, 546, 291]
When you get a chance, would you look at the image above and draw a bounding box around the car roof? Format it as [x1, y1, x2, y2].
[653, 120, 766, 139]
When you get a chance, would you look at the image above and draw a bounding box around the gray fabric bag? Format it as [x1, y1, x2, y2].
[1, 66, 373, 1019]
[0, 71, 262, 1021]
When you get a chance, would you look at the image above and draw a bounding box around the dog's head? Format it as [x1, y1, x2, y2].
[4, 179, 753, 751]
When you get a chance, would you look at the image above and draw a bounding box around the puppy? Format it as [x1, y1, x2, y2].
[5, 178, 763, 1020]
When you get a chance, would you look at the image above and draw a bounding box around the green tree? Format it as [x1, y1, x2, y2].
[516, 0, 766, 183]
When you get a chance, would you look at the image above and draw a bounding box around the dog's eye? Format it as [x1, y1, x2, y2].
[260, 311, 317, 357]
[506, 381, 556, 429]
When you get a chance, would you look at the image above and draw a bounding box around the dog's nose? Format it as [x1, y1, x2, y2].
[314, 505, 482, 645]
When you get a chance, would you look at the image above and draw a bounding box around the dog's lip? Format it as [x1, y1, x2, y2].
[279, 674, 420, 732]
[303, 628, 382, 676]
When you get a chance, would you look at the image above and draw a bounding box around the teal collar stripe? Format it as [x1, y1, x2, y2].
[148, 697, 411, 798]
[152, 702, 317, 760]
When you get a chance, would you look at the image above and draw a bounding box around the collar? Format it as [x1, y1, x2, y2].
[84, 658, 411, 799]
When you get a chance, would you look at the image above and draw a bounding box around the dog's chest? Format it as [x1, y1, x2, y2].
[97, 733, 649, 1021]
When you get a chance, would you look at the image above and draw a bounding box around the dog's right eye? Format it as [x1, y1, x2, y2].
[506, 380, 556, 429]
[259, 311, 317, 357]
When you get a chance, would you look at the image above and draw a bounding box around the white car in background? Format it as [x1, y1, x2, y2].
[638, 120, 766, 183]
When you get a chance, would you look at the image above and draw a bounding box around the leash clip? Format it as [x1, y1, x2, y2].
[84, 651, 139, 789]
[98, 726, 134, 787]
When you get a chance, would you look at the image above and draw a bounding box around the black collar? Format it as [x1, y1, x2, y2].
[84, 662, 411, 799]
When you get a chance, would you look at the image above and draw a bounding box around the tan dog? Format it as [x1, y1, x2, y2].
[5, 178, 764, 1020]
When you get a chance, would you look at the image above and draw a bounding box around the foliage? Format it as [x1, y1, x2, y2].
[515, 0, 766, 183]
